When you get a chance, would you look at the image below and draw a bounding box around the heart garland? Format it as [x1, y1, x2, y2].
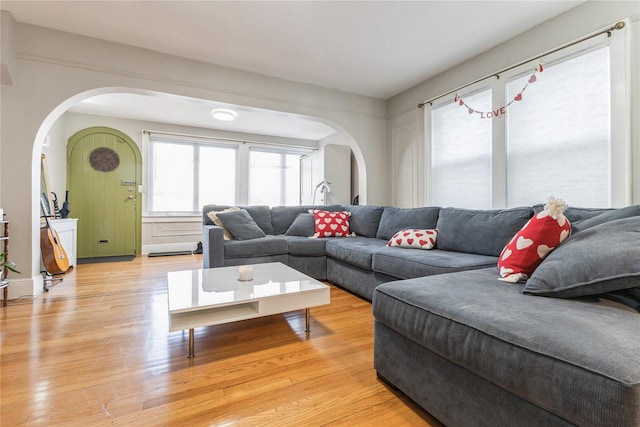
[455, 63, 543, 119]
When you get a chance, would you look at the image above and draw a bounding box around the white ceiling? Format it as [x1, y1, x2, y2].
[2, 0, 584, 140]
[67, 93, 339, 141]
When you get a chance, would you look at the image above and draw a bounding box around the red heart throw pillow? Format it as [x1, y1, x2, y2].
[310, 210, 352, 238]
[388, 229, 437, 250]
[498, 197, 571, 283]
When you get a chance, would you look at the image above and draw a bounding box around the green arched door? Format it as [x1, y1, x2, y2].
[67, 127, 142, 259]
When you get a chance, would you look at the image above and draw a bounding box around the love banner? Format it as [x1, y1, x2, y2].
[455, 64, 544, 119]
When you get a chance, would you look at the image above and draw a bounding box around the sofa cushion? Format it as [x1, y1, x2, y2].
[532, 204, 614, 221]
[564, 206, 613, 222]
[373, 248, 497, 279]
[271, 206, 308, 235]
[223, 235, 288, 259]
[325, 237, 388, 270]
[306, 204, 345, 213]
[571, 204, 640, 233]
[327, 257, 380, 301]
[436, 207, 532, 257]
[523, 217, 640, 298]
[284, 235, 327, 257]
[373, 268, 640, 427]
[285, 213, 315, 237]
[345, 205, 385, 238]
[376, 206, 440, 241]
[216, 209, 266, 240]
[244, 205, 274, 235]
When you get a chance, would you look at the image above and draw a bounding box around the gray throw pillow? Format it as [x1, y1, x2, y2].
[523, 216, 640, 298]
[285, 213, 315, 237]
[243, 205, 273, 235]
[215, 209, 266, 240]
[345, 205, 385, 238]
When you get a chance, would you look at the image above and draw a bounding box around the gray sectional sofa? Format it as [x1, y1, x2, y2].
[202, 203, 640, 427]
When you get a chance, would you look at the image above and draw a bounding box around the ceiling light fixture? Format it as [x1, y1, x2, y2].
[211, 109, 237, 121]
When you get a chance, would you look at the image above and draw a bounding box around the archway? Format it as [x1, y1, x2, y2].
[30, 87, 368, 284]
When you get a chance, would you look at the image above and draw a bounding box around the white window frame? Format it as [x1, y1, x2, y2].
[425, 80, 494, 207]
[247, 145, 311, 206]
[143, 132, 314, 216]
[147, 136, 239, 215]
[426, 84, 493, 209]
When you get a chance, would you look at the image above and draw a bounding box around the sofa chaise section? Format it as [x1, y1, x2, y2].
[373, 267, 640, 427]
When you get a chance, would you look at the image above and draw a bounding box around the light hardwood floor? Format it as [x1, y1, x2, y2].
[1, 255, 442, 426]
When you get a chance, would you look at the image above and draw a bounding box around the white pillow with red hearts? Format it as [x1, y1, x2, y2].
[498, 197, 571, 283]
[309, 209, 354, 238]
[387, 229, 437, 250]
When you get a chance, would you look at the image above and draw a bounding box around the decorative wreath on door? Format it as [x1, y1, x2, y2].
[89, 147, 120, 172]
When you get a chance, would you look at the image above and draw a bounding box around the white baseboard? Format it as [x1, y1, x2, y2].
[1, 275, 44, 302]
[142, 242, 199, 255]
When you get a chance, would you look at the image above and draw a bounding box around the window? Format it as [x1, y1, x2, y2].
[148, 137, 237, 215]
[430, 88, 492, 209]
[199, 145, 238, 207]
[147, 134, 310, 215]
[248, 148, 302, 206]
[426, 27, 628, 209]
[506, 45, 610, 207]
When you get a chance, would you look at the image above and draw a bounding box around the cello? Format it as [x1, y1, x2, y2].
[40, 200, 70, 275]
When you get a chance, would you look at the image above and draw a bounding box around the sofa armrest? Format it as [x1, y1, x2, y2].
[203, 225, 225, 269]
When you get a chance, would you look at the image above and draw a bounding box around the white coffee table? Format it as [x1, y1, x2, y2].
[167, 262, 330, 358]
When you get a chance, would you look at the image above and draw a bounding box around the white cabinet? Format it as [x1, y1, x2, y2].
[300, 145, 351, 206]
[50, 218, 78, 267]
[300, 151, 325, 205]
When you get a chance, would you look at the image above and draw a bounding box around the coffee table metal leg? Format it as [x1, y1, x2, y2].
[188, 328, 195, 358]
[305, 308, 311, 332]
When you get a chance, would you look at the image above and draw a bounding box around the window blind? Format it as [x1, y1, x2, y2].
[506, 45, 610, 207]
[430, 88, 492, 209]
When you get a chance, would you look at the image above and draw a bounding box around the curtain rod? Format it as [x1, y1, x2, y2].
[142, 129, 318, 151]
[418, 21, 625, 109]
